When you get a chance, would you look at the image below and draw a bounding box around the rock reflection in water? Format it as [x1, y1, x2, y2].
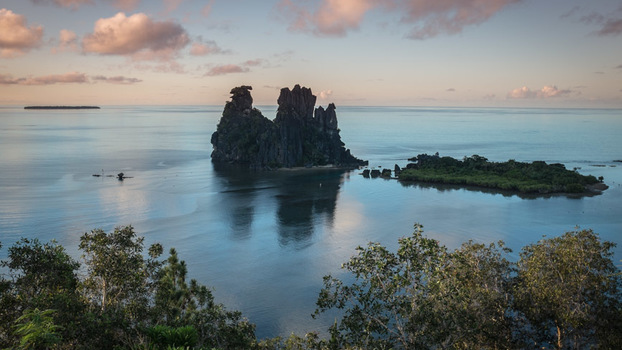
[212, 163, 347, 246]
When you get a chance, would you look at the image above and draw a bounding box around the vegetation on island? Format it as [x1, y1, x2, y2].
[398, 154, 604, 194]
[24, 106, 100, 109]
[1, 225, 621, 349]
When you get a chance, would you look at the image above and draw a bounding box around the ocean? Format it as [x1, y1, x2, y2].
[1, 105, 621, 338]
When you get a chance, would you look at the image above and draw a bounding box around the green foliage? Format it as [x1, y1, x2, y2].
[0, 239, 85, 348]
[13, 308, 62, 350]
[314, 225, 622, 349]
[515, 229, 622, 349]
[144, 325, 198, 349]
[399, 154, 602, 194]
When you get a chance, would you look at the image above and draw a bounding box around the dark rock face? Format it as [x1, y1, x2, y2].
[211, 85, 366, 169]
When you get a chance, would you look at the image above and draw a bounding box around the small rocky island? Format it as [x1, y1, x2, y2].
[211, 85, 367, 169]
[24, 106, 100, 109]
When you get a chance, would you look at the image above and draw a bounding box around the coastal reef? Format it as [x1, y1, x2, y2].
[211, 85, 367, 169]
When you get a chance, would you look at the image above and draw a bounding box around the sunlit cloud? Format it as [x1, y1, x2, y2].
[82, 12, 189, 68]
[52, 29, 78, 53]
[0, 9, 44, 58]
[91, 75, 142, 84]
[205, 64, 249, 76]
[318, 89, 333, 99]
[507, 85, 573, 99]
[277, 0, 522, 39]
[29, 0, 93, 10]
[0, 72, 87, 85]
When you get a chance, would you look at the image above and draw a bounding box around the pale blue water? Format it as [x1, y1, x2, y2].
[1, 105, 621, 338]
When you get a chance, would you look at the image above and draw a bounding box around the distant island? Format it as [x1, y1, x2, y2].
[211, 85, 367, 169]
[24, 106, 100, 110]
[394, 153, 607, 195]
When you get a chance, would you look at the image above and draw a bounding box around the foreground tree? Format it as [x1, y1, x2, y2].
[515, 229, 622, 349]
[0, 239, 85, 348]
[314, 226, 622, 349]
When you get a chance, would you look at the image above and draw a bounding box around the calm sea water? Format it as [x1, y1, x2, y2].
[1, 105, 621, 338]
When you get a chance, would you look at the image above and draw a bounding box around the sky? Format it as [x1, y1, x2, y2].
[0, 0, 621, 107]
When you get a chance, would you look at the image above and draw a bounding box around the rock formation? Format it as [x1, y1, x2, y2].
[211, 85, 366, 169]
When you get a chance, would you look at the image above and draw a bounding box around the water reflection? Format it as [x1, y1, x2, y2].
[213, 163, 347, 246]
[397, 179, 598, 200]
[274, 171, 343, 247]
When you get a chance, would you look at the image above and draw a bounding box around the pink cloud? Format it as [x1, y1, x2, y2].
[400, 0, 522, 39]
[52, 29, 78, 53]
[189, 40, 224, 56]
[30, 0, 93, 10]
[279, 0, 374, 37]
[163, 0, 184, 15]
[0, 9, 44, 58]
[205, 64, 249, 76]
[91, 75, 142, 84]
[0, 72, 87, 85]
[82, 12, 189, 62]
[108, 0, 140, 11]
[507, 86, 573, 99]
[202, 0, 215, 18]
[278, 0, 521, 39]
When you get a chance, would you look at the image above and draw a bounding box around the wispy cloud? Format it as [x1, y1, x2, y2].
[204, 58, 268, 76]
[189, 40, 225, 56]
[0, 72, 141, 85]
[91, 75, 142, 84]
[108, 0, 140, 11]
[0, 72, 87, 85]
[29, 0, 93, 10]
[205, 64, 249, 76]
[0, 9, 44, 58]
[579, 8, 622, 37]
[507, 85, 573, 99]
[277, 0, 522, 39]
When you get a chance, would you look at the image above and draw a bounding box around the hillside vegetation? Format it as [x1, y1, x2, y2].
[399, 154, 604, 194]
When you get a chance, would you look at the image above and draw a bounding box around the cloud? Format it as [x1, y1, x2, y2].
[205, 64, 249, 76]
[108, 0, 140, 11]
[400, 0, 523, 39]
[189, 40, 224, 56]
[278, 0, 375, 37]
[0, 9, 44, 58]
[203, 58, 268, 76]
[91, 75, 142, 84]
[0, 72, 87, 85]
[202, 0, 215, 18]
[52, 29, 78, 53]
[318, 89, 333, 99]
[277, 0, 522, 39]
[446, 88, 456, 92]
[580, 11, 622, 37]
[163, 0, 184, 14]
[596, 18, 622, 36]
[507, 85, 573, 99]
[616, 64, 622, 69]
[29, 0, 93, 10]
[82, 12, 189, 62]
